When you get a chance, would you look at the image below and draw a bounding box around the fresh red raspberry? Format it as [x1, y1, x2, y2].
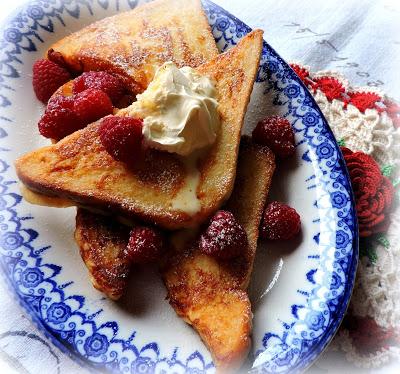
[32, 59, 71, 103]
[73, 89, 113, 124]
[199, 210, 248, 259]
[47, 95, 74, 111]
[126, 226, 164, 264]
[73, 71, 125, 105]
[98, 116, 144, 164]
[38, 107, 83, 140]
[260, 201, 301, 240]
[252, 116, 295, 158]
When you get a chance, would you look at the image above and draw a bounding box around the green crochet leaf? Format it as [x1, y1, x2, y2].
[381, 164, 395, 177]
[375, 233, 390, 249]
[359, 234, 391, 265]
[359, 243, 378, 264]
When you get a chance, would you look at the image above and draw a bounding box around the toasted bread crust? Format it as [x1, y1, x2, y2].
[164, 250, 252, 372]
[162, 137, 275, 371]
[73, 137, 275, 368]
[197, 30, 264, 217]
[48, 0, 218, 92]
[225, 137, 275, 289]
[15, 31, 264, 230]
[75, 208, 131, 300]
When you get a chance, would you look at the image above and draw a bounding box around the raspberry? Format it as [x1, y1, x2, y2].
[32, 59, 71, 103]
[98, 116, 143, 164]
[260, 201, 301, 240]
[73, 89, 113, 124]
[47, 95, 74, 111]
[39, 91, 111, 140]
[126, 226, 164, 264]
[199, 210, 247, 259]
[73, 71, 125, 105]
[252, 116, 295, 158]
[38, 107, 83, 140]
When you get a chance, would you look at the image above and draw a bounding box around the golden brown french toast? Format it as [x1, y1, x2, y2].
[73, 137, 275, 369]
[162, 137, 275, 371]
[74, 208, 131, 300]
[47, 0, 218, 93]
[15, 30, 264, 230]
[73, 136, 274, 305]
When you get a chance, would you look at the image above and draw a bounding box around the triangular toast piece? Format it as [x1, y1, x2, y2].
[74, 208, 130, 300]
[162, 137, 275, 371]
[73, 136, 274, 302]
[51, 0, 220, 297]
[48, 0, 218, 93]
[15, 30, 263, 230]
[72, 137, 275, 370]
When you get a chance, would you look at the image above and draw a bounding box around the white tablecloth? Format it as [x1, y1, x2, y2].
[0, 0, 399, 373]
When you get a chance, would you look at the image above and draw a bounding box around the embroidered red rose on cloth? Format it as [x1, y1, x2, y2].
[341, 147, 394, 237]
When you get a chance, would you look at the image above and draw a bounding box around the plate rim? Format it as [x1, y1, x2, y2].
[0, 0, 359, 373]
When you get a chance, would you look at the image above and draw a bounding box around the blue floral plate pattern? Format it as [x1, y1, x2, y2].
[0, 1, 358, 373]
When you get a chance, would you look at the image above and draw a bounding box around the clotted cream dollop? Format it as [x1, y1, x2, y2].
[129, 61, 220, 156]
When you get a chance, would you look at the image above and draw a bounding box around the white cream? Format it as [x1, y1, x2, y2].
[170, 150, 202, 215]
[129, 62, 220, 156]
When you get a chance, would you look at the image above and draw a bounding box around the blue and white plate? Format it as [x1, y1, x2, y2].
[0, 1, 358, 373]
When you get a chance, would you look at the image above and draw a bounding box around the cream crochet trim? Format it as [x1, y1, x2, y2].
[308, 71, 400, 368]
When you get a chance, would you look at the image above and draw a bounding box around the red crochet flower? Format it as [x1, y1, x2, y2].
[290, 64, 312, 86]
[384, 99, 400, 129]
[343, 314, 399, 355]
[345, 91, 382, 113]
[313, 76, 345, 102]
[341, 147, 394, 237]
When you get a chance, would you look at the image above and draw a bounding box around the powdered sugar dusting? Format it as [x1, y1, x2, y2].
[199, 210, 248, 259]
[126, 226, 163, 264]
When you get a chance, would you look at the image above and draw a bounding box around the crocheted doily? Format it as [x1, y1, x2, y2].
[290, 64, 400, 369]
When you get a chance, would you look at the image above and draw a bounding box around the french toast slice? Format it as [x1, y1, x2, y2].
[15, 30, 264, 230]
[47, 0, 219, 93]
[73, 136, 274, 303]
[74, 208, 131, 300]
[162, 137, 275, 371]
